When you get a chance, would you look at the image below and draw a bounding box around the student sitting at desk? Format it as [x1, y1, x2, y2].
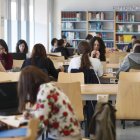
[0, 39, 13, 70]
[22, 43, 63, 80]
[16, 39, 28, 54]
[116, 40, 140, 79]
[68, 40, 103, 78]
[18, 66, 81, 140]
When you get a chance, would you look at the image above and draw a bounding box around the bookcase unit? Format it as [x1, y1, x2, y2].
[115, 11, 140, 50]
[61, 11, 87, 48]
[88, 11, 114, 48]
[61, 10, 140, 50]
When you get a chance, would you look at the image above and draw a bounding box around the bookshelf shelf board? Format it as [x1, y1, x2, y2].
[116, 32, 140, 35]
[89, 20, 114, 22]
[116, 21, 140, 24]
[71, 39, 85, 41]
[61, 20, 87, 23]
[89, 30, 114, 33]
[116, 42, 129, 45]
[62, 29, 86, 32]
[103, 39, 114, 42]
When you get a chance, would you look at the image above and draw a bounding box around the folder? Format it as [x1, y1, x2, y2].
[0, 128, 27, 138]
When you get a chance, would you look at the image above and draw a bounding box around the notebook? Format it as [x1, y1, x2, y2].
[0, 128, 27, 138]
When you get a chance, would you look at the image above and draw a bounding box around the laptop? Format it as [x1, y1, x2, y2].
[0, 82, 20, 115]
[10, 53, 26, 60]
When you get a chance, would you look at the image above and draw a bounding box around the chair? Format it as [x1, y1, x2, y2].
[21, 118, 39, 140]
[13, 59, 24, 69]
[48, 56, 65, 62]
[0, 61, 6, 72]
[58, 72, 84, 84]
[116, 72, 140, 128]
[119, 72, 140, 82]
[0, 72, 20, 82]
[56, 82, 84, 121]
[108, 52, 128, 64]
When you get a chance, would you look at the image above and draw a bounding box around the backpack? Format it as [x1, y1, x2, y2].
[89, 102, 116, 140]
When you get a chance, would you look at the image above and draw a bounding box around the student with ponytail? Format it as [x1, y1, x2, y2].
[68, 41, 103, 77]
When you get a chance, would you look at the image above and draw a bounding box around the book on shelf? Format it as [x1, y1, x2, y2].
[116, 12, 135, 22]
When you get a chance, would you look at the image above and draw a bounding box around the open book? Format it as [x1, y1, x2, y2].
[0, 115, 28, 128]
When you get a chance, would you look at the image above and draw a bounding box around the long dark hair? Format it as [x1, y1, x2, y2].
[78, 41, 92, 69]
[90, 36, 106, 61]
[31, 43, 47, 64]
[16, 39, 28, 53]
[18, 65, 49, 112]
[0, 39, 9, 53]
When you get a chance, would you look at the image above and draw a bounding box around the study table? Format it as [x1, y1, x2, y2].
[81, 84, 118, 101]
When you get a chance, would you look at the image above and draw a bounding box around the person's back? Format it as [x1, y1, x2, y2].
[55, 39, 70, 59]
[22, 43, 60, 79]
[116, 40, 140, 78]
[18, 66, 81, 140]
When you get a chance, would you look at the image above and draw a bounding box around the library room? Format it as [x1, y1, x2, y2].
[0, 0, 140, 140]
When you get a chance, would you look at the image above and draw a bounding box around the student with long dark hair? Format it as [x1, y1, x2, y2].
[18, 66, 81, 140]
[16, 39, 28, 54]
[22, 43, 63, 79]
[0, 39, 13, 70]
[90, 36, 106, 61]
[68, 41, 103, 77]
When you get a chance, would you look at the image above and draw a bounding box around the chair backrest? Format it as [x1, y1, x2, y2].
[22, 118, 39, 140]
[49, 56, 65, 62]
[58, 72, 84, 84]
[13, 59, 24, 68]
[119, 72, 140, 82]
[71, 69, 100, 84]
[0, 61, 6, 72]
[116, 72, 140, 119]
[56, 82, 84, 121]
[0, 72, 20, 82]
[108, 52, 128, 64]
[116, 81, 140, 119]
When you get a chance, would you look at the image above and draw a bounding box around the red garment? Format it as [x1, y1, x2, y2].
[0, 53, 13, 70]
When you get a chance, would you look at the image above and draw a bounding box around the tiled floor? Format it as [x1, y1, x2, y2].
[117, 121, 140, 140]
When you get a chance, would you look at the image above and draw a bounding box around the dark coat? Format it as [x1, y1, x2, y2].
[22, 57, 59, 79]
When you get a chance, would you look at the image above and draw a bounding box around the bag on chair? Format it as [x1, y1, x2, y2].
[89, 102, 116, 140]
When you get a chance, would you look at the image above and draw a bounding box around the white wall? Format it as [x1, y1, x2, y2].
[53, 0, 140, 38]
[34, 0, 48, 51]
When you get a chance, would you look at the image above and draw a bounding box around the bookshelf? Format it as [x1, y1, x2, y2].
[61, 11, 87, 48]
[61, 10, 140, 50]
[115, 11, 140, 50]
[88, 11, 114, 48]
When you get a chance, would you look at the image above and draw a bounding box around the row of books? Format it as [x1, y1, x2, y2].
[116, 12, 135, 22]
[61, 12, 83, 21]
[61, 22, 74, 29]
[116, 35, 132, 43]
[89, 22, 103, 30]
[104, 42, 114, 48]
[62, 32, 80, 40]
[88, 12, 105, 20]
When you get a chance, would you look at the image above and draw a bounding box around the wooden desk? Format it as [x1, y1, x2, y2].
[81, 84, 118, 101]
